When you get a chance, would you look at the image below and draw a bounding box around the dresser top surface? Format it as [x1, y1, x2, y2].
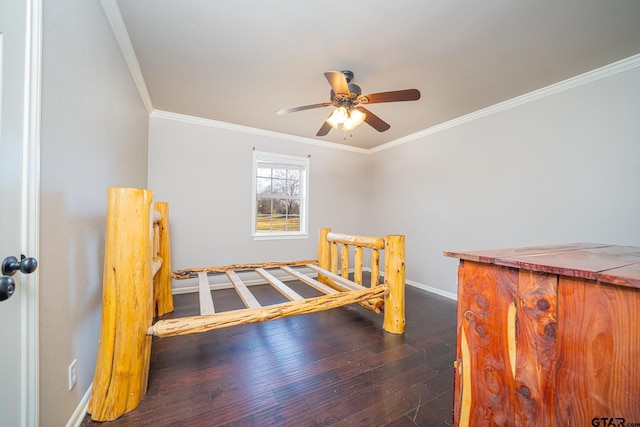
[443, 243, 640, 289]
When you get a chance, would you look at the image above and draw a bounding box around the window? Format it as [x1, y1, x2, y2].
[252, 151, 308, 239]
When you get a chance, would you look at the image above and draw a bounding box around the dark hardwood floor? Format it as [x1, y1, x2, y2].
[81, 279, 457, 426]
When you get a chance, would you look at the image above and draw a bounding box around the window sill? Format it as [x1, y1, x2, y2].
[251, 233, 309, 241]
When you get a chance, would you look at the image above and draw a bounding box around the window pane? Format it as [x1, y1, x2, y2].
[289, 199, 300, 215]
[272, 168, 287, 179]
[287, 169, 300, 181]
[256, 167, 272, 178]
[256, 197, 271, 215]
[287, 179, 300, 197]
[256, 197, 272, 231]
[272, 178, 286, 195]
[256, 177, 271, 194]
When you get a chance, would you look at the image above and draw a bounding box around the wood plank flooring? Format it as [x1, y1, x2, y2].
[81, 280, 457, 426]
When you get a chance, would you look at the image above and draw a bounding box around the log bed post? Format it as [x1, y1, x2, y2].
[88, 187, 156, 421]
[153, 201, 173, 316]
[317, 228, 331, 284]
[383, 235, 406, 334]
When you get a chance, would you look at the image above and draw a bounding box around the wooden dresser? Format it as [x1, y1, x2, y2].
[444, 244, 640, 426]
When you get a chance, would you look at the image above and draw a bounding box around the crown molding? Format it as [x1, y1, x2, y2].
[370, 53, 640, 154]
[153, 53, 640, 156]
[100, 0, 153, 114]
[150, 110, 370, 154]
[103, 0, 639, 156]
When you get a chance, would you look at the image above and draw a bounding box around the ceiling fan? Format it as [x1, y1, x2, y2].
[277, 70, 420, 137]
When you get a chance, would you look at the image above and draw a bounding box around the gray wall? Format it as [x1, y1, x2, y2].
[39, 0, 149, 425]
[369, 64, 640, 298]
[147, 115, 371, 291]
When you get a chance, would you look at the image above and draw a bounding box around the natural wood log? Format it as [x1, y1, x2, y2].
[255, 268, 304, 301]
[226, 270, 261, 308]
[330, 242, 338, 274]
[151, 257, 163, 278]
[305, 264, 364, 291]
[382, 235, 406, 334]
[172, 259, 317, 280]
[147, 286, 389, 338]
[371, 249, 380, 287]
[341, 244, 349, 279]
[354, 246, 363, 285]
[280, 266, 338, 295]
[317, 228, 331, 284]
[305, 264, 383, 314]
[88, 187, 155, 421]
[327, 232, 385, 250]
[197, 272, 215, 315]
[153, 202, 173, 316]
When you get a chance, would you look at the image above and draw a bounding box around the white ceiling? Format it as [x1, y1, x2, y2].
[113, 0, 640, 150]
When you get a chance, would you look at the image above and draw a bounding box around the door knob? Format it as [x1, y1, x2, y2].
[0, 276, 16, 301]
[2, 254, 38, 276]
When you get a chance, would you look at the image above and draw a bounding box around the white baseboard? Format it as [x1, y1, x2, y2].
[66, 383, 91, 427]
[405, 279, 457, 301]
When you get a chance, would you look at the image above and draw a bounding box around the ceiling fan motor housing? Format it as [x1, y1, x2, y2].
[330, 83, 362, 105]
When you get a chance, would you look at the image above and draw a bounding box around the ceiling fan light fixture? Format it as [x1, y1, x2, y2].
[343, 108, 366, 131]
[326, 106, 349, 128]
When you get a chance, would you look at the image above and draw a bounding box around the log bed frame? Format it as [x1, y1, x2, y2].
[87, 187, 406, 422]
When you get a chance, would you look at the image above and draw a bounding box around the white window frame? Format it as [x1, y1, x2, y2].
[251, 151, 309, 240]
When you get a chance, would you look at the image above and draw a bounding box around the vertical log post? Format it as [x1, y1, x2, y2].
[88, 187, 155, 421]
[153, 201, 173, 316]
[330, 242, 339, 274]
[383, 235, 405, 334]
[341, 244, 349, 279]
[371, 249, 380, 287]
[354, 246, 363, 285]
[317, 228, 331, 284]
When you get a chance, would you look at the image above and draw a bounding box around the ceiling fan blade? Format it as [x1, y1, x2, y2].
[357, 107, 390, 132]
[358, 89, 420, 104]
[316, 121, 332, 137]
[324, 71, 350, 96]
[277, 102, 332, 115]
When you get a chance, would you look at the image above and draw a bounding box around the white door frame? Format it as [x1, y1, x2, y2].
[21, 0, 42, 425]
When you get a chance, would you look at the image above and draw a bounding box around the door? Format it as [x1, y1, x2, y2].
[0, 1, 41, 426]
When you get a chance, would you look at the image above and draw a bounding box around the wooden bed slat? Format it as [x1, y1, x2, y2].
[280, 266, 339, 295]
[197, 272, 215, 315]
[255, 268, 304, 301]
[148, 285, 389, 338]
[226, 270, 262, 309]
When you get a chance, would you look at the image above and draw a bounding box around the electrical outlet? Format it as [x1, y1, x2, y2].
[68, 359, 77, 391]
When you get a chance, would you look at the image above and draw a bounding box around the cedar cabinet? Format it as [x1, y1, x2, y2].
[444, 244, 640, 426]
